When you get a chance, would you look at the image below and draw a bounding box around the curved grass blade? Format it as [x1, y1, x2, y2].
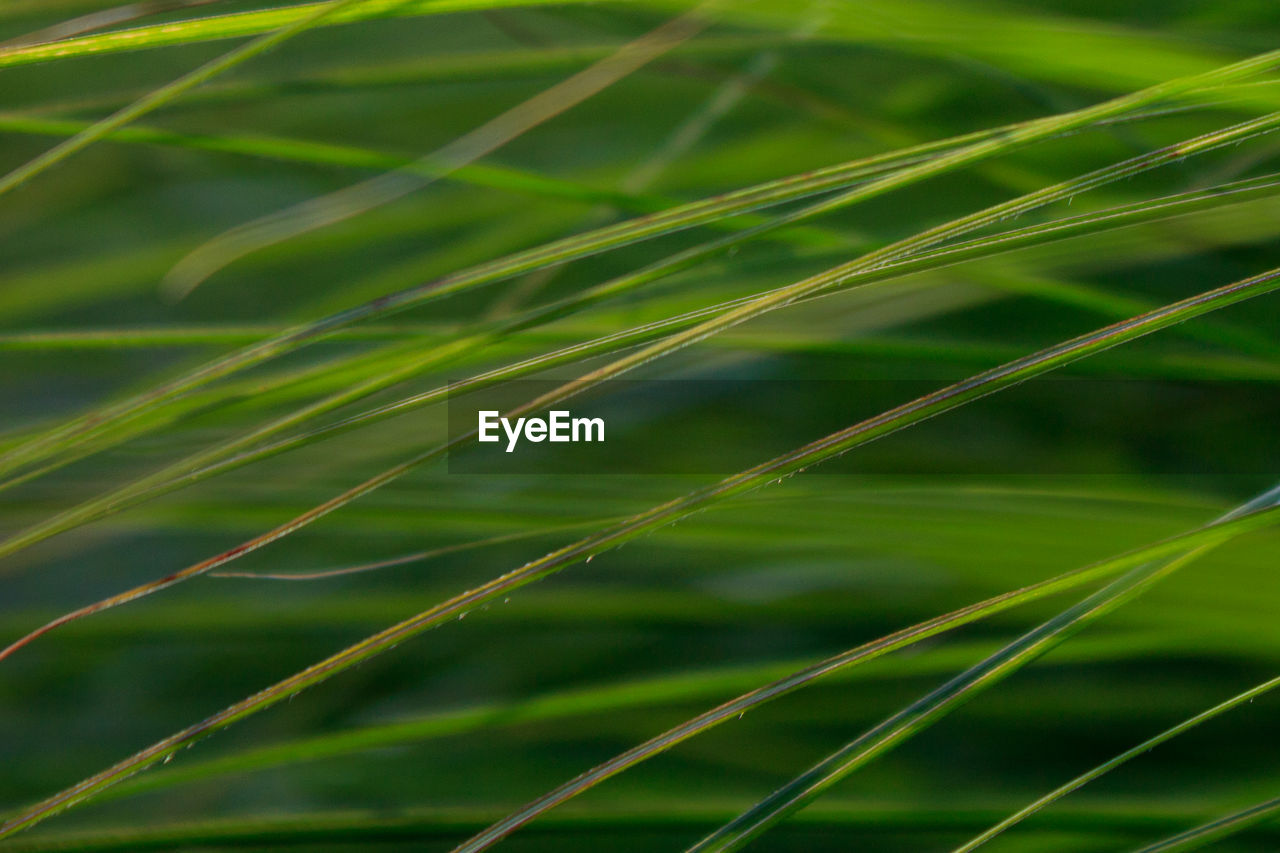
[451, 499, 1280, 852]
[1131, 795, 1280, 852]
[160, 2, 716, 300]
[952, 673, 1280, 852]
[682, 485, 1280, 853]
[3, 266, 1280, 837]
[0, 0, 366, 199]
[5, 111, 1280, 661]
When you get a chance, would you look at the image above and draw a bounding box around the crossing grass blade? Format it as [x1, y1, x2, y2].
[452, 499, 1280, 852]
[5, 96, 1280, 575]
[683, 485, 1280, 852]
[0, 115, 1007, 482]
[4, 264, 1280, 836]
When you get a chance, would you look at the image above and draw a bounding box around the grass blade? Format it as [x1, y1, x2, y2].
[0, 0, 572, 71]
[0, 0, 230, 49]
[160, 1, 716, 299]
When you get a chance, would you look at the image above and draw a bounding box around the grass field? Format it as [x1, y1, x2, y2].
[3, 1, 1280, 851]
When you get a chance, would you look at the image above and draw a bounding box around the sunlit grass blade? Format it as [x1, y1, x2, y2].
[4, 264, 1280, 837]
[7, 44, 1278, 488]
[0, 0, 573, 71]
[952, 673, 1280, 852]
[6, 101, 1279, 569]
[684, 485, 1280, 852]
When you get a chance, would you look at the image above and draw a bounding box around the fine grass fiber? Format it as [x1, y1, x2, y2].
[3, 2, 1280, 852]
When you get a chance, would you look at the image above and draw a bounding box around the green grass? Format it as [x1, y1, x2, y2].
[3, 2, 1280, 852]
